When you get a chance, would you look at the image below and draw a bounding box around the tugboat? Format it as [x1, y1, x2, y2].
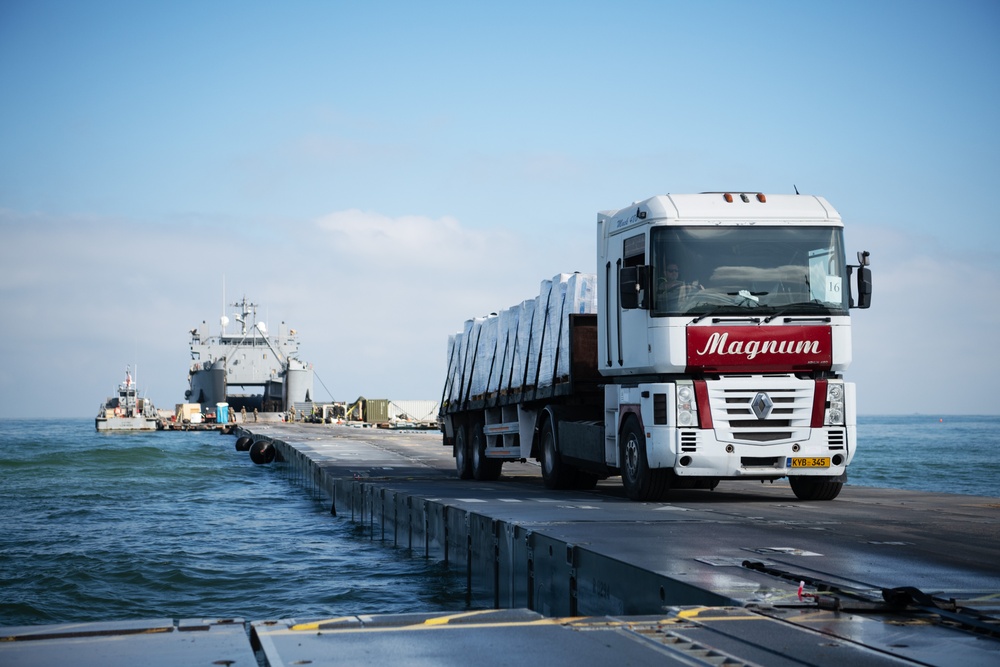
[95, 367, 160, 431]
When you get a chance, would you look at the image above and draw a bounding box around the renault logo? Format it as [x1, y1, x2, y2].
[750, 392, 774, 420]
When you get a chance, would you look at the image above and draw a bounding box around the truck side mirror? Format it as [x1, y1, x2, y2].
[855, 265, 872, 309]
[848, 251, 872, 309]
[619, 265, 649, 310]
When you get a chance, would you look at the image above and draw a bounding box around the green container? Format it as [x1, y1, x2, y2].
[365, 399, 389, 423]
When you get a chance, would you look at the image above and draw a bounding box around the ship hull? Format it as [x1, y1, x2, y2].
[96, 416, 160, 432]
[187, 365, 226, 406]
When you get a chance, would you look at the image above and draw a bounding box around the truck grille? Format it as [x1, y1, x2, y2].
[827, 429, 846, 449]
[680, 430, 698, 453]
[708, 376, 815, 445]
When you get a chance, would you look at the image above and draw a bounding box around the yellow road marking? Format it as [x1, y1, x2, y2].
[290, 616, 355, 631]
[676, 607, 764, 622]
[422, 610, 502, 626]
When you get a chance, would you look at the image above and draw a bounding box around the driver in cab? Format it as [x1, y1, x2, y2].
[657, 264, 702, 309]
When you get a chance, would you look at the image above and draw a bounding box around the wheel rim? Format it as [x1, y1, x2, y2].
[623, 433, 639, 482]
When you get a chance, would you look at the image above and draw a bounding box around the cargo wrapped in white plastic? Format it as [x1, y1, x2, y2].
[466, 317, 487, 399]
[537, 274, 572, 388]
[470, 315, 498, 400]
[489, 307, 517, 396]
[525, 280, 552, 389]
[565, 273, 597, 316]
[451, 318, 477, 403]
[510, 298, 535, 394]
[444, 274, 596, 408]
[443, 334, 460, 406]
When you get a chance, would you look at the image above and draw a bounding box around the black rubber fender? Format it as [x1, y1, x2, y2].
[249, 439, 276, 464]
[234, 435, 253, 451]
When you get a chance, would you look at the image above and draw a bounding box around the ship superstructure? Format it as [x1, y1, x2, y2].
[186, 297, 313, 412]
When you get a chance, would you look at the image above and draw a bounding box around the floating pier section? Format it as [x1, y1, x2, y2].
[234, 423, 1000, 666]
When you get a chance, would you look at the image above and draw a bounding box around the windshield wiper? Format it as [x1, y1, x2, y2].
[690, 307, 725, 324]
[763, 301, 831, 323]
[689, 291, 764, 323]
[690, 306, 760, 323]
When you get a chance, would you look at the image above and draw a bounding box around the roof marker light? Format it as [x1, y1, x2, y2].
[757, 193, 766, 203]
[740, 193, 750, 203]
[723, 193, 733, 203]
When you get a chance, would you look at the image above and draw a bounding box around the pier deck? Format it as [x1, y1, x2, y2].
[240, 423, 1000, 666]
[5, 423, 998, 666]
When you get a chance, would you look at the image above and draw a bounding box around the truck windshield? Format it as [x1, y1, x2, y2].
[650, 226, 849, 317]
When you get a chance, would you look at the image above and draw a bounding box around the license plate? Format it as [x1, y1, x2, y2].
[787, 457, 830, 468]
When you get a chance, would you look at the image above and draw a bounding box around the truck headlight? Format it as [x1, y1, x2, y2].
[826, 382, 845, 425]
[676, 382, 697, 427]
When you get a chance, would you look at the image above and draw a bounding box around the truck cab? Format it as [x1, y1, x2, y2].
[597, 193, 871, 500]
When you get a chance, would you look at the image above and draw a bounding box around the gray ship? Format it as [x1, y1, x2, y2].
[96, 367, 160, 431]
[186, 297, 314, 413]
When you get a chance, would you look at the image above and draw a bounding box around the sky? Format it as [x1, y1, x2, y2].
[1, 0, 998, 418]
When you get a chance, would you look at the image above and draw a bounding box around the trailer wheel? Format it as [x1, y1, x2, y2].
[540, 417, 574, 490]
[620, 416, 670, 501]
[471, 421, 502, 481]
[789, 477, 842, 501]
[454, 423, 473, 480]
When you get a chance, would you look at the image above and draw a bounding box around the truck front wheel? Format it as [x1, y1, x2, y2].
[789, 476, 843, 501]
[620, 416, 670, 501]
[454, 423, 473, 480]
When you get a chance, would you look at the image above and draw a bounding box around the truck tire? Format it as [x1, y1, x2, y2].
[789, 477, 843, 501]
[620, 416, 670, 501]
[455, 423, 473, 480]
[471, 421, 502, 481]
[540, 417, 574, 490]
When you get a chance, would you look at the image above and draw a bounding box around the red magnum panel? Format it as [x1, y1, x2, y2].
[686, 326, 832, 373]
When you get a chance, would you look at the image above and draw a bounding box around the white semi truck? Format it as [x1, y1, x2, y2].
[440, 192, 872, 501]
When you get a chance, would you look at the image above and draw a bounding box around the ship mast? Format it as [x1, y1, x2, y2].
[233, 297, 258, 336]
[221, 275, 226, 335]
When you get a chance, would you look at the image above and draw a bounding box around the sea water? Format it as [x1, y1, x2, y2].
[1, 415, 998, 628]
[0, 419, 465, 627]
[850, 414, 1000, 497]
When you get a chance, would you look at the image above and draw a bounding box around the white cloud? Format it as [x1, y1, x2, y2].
[847, 225, 1000, 414]
[296, 209, 591, 401]
[316, 209, 504, 271]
